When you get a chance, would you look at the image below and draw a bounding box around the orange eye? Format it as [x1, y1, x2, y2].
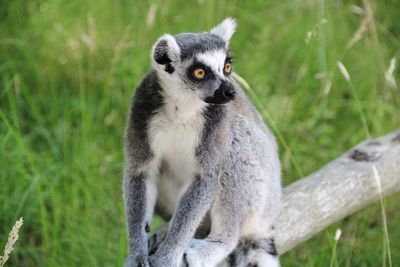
[224, 63, 232, 74]
[193, 68, 206, 79]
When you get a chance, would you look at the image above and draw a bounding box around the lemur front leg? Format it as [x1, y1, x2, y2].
[124, 170, 157, 267]
[183, 192, 242, 267]
[149, 172, 218, 267]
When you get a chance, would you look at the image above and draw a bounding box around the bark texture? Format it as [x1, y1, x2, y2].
[275, 129, 400, 254]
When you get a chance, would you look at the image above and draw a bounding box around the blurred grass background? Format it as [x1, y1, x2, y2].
[0, 0, 399, 266]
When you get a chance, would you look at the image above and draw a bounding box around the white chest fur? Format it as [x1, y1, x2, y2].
[148, 96, 206, 181]
[148, 97, 206, 215]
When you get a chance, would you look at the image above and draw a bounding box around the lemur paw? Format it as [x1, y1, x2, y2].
[182, 240, 210, 267]
[148, 224, 169, 256]
[148, 254, 181, 267]
[182, 251, 202, 267]
[124, 254, 149, 267]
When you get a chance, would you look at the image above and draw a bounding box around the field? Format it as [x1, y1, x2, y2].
[1, 0, 399, 266]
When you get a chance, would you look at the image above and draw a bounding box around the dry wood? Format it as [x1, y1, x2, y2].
[275, 129, 400, 254]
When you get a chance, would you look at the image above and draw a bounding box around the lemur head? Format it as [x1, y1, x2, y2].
[151, 18, 237, 105]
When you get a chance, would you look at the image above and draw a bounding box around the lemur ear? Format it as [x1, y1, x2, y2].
[152, 34, 180, 73]
[210, 18, 237, 44]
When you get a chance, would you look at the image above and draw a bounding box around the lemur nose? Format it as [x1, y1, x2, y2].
[205, 80, 236, 105]
[223, 87, 236, 99]
[220, 80, 236, 100]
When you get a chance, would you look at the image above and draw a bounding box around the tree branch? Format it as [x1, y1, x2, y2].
[275, 129, 400, 254]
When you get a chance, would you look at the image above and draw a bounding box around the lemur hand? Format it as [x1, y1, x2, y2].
[148, 254, 181, 267]
[124, 254, 149, 267]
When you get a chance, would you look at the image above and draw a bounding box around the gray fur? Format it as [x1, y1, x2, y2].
[123, 18, 281, 267]
[175, 33, 226, 60]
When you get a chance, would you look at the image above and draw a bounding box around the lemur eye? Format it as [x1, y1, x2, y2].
[224, 63, 232, 74]
[193, 68, 206, 79]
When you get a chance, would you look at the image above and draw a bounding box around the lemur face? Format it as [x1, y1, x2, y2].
[151, 18, 237, 105]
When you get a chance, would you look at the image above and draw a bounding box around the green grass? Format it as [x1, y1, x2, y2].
[1, 0, 399, 266]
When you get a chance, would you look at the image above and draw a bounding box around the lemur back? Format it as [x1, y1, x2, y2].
[123, 18, 281, 267]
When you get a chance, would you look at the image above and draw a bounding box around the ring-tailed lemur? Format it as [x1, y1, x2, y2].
[123, 18, 281, 267]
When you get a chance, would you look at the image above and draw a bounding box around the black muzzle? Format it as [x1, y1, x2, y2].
[205, 80, 236, 105]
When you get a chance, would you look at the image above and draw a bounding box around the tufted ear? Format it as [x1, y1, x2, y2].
[210, 18, 237, 44]
[151, 34, 180, 73]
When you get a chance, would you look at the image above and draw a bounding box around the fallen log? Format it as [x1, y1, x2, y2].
[275, 129, 400, 254]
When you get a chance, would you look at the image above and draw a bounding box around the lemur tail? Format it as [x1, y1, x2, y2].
[227, 237, 280, 267]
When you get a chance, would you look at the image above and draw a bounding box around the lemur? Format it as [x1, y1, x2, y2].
[123, 18, 281, 267]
